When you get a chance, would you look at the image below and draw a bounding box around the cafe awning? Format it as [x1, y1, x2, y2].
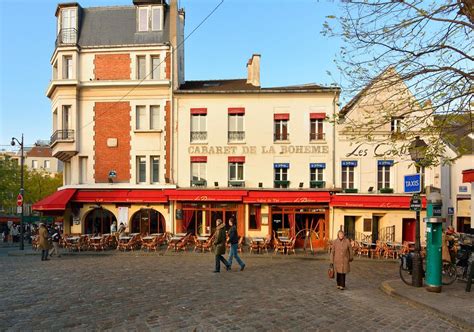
[166, 189, 247, 202]
[73, 189, 168, 203]
[243, 191, 331, 204]
[32, 189, 77, 211]
[331, 194, 427, 209]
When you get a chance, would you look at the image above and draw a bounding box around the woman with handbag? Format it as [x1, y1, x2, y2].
[330, 230, 354, 290]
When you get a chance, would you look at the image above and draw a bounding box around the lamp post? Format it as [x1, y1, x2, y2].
[11, 134, 25, 251]
[408, 136, 428, 287]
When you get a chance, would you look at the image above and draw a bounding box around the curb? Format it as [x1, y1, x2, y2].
[380, 280, 473, 331]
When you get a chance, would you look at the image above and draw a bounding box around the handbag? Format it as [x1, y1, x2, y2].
[328, 264, 335, 279]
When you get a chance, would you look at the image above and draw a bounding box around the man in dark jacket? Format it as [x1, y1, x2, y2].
[227, 218, 245, 271]
[213, 219, 230, 273]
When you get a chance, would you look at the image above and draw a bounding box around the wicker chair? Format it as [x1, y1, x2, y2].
[273, 238, 285, 255]
[249, 238, 261, 254]
[259, 235, 272, 254]
[285, 237, 296, 255]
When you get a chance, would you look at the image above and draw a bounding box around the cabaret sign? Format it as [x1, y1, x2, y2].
[345, 143, 408, 158]
[188, 145, 329, 155]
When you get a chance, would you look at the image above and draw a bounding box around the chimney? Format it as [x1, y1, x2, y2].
[246, 54, 261, 87]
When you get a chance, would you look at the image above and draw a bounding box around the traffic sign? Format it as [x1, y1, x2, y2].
[448, 207, 454, 215]
[404, 174, 422, 193]
[410, 194, 422, 211]
[17, 206, 23, 214]
[17, 194, 23, 207]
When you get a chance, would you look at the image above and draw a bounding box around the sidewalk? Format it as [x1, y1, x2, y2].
[381, 279, 473, 330]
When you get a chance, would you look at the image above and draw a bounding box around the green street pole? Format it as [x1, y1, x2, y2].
[425, 191, 443, 293]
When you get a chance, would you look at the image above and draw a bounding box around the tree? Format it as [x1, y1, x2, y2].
[323, 0, 473, 163]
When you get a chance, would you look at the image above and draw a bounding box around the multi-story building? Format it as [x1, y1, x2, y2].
[25, 145, 63, 175]
[34, 0, 471, 245]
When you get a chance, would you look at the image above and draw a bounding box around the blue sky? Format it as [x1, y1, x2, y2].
[0, 0, 343, 149]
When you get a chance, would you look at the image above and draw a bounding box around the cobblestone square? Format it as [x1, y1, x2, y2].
[0, 252, 466, 331]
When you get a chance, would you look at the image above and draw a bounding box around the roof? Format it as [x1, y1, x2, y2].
[77, 5, 170, 48]
[177, 79, 340, 94]
[26, 146, 53, 158]
[435, 113, 474, 155]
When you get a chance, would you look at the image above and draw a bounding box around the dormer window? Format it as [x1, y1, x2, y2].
[391, 117, 403, 133]
[58, 7, 77, 44]
[137, 6, 163, 32]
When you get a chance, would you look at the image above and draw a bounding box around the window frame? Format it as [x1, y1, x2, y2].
[228, 162, 244, 181]
[63, 55, 73, 79]
[191, 161, 207, 184]
[310, 119, 324, 140]
[137, 156, 147, 184]
[341, 165, 355, 189]
[151, 156, 159, 183]
[377, 164, 391, 190]
[137, 5, 163, 32]
[274, 119, 289, 141]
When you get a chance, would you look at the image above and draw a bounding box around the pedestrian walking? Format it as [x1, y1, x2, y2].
[330, 230, 353, 290]
[49, 225, 61, 258]
[213, 219, 230, 273]
[227, 218, 245, 271]
[38, 223, 51, 261]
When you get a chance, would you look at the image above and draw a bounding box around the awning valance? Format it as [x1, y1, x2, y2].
[32, 189, 77, 211]
[244, 191, 330, 204]
[331, 195, 427, 209]
[166, 190, 247, 202]
[73, 190, 168, 203]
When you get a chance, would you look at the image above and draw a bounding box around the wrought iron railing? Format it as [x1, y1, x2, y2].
[274, 133, 289, 141]
[190, 131, 207, 142]
[191, 180, 207, 187]
[50, 130, 74, 145]
[228, 180, 245, 187]
[228, 131, 245, 141]
[310, 132, 325, 141]
[55, 28, 78, 47]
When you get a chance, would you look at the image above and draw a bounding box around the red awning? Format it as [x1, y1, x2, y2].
[32, 189, 77, 211]
[228, 156, 245, 163]
[462, 169, 474, 183]
[274, 113, 290, 120]
[244, 191, 331, 204]
[331, 195, 427, 209]
[190, 108, 207, 115]
[166, 190, 247, 202]
[190, 156, 207, 162]
[228, 107, 245, 115]
[73, 190, 168, 203]
[310, 113, 326, 119]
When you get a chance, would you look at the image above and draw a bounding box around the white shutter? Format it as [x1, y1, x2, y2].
[151, 7, 161, 31]
[138, 7, 149, 32]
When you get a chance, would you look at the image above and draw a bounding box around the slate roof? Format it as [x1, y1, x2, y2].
[177, 79, 339, 94]
[77, 5, 170, 48]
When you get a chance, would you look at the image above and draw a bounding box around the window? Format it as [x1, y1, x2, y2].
[274, 120, 288, 141]
[53, 61, 58, 80]
[151, 56, 161, 80]
[44, 160, 51, 169]
[137, 6, 163, 32]
[135, 106, 146, 130]
[229, 162, 244, 181]
[150, 106, 160, 130]
[60, 8, 77, 43]
[79, 156, 87, 184]
[151, 156, 159, 183]
[228, 114, 245, 142]
[191, 162, 206, 186]
[137, 56, 146, 80]
[310, 163, 325, 188]
[341, 161, 357, 189]
[391, 117, 403, 133]
[32, 160, 38, 169]
[137, 156, 146, 183]
[363, 219, 372, 232]
[249, 205, 261, 230]
[62, 105, 70, 130]
[377, 161, 393, 190]
[274, 163, 289, 188]
[63, 56, 72, 79]
[191, 114, 207, 142]
[310, 168, 324, 182]
[310, 119, 324, 140]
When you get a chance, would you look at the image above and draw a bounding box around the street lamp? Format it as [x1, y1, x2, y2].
[408, 136, 428, 287]
[11, 134, 25, 251]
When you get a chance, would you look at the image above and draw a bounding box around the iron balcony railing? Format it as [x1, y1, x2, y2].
[309, 132, 326, 141]
[50, 130, 74, 145]
[228, 131, 245, 141]
[190, 131, 207, 142]
[55, 28, 78, 47]
[274, 133, 289, 141]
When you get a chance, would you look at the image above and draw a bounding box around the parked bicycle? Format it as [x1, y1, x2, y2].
[439, 243, 473, 285]
[399, 253, 455, 286]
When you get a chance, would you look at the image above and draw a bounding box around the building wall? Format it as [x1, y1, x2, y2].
[175, 93, 336, 189]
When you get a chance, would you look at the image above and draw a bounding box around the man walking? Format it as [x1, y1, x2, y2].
[49, 225, 61, 258]
[227, 218, 245, 271]
[38, 223, 51, 261]
[213, 219, 230, 273]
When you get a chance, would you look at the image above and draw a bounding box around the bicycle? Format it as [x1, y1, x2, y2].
[399, 253, 456, 286]
[440, 244, 473, 286]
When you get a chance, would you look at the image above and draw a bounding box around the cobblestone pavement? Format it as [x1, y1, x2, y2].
[0, 252, 466, 331]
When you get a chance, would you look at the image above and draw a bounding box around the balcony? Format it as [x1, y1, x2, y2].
[310, 180, 326, 189]
[55, 28, 78, 47]
[228, 131, 245, 142]
[310, 132, 326, 141]
[274, 133, 289, 142]
[191, 180, 207, 187]
[50, 129, 77, 162]
[274, 180, 290, 188]
[190, 131, 207, 142]
[228, 180, 245, 187]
